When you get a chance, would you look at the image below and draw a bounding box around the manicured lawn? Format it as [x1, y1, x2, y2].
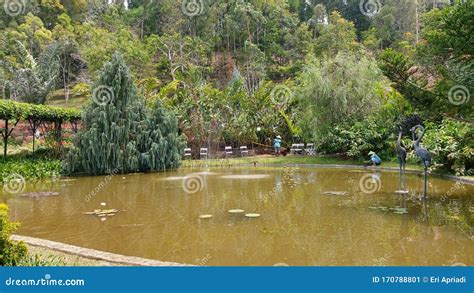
[181, 155, 425, 171]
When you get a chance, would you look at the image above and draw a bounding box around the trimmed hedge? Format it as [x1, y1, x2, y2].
[0, 100, 81, 122]
[0, 100, 81, 157]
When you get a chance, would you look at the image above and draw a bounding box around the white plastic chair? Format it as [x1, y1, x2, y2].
[184, 148, 192, 159]
[200, 148, 208, 159]
[225, 146, 233, 158]
[240, 146, 249, 157]
[305, 143, 316, 156]
[290, 144, 304, 155]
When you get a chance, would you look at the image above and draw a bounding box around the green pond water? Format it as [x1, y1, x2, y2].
[2, 167, 473, 266]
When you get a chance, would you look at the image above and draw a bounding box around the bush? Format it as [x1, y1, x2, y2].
[422, 119, 473, 175]
[317, 118, 392, 160]
[65, 53, 185, 175]
[19, 254, 67, 266]
[0, 204, 28, 266]
[0, 154, 61, 181]
[0, 100, 81, 122]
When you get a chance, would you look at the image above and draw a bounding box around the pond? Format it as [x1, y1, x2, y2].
[2, 167, 473, 266]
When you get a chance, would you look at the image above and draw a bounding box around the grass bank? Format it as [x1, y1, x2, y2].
[0, 152, 62, 181]
[23, 245, 119, 266]
[181, 155, 424, 171]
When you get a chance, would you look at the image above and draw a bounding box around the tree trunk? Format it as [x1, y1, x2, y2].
[415, 0, 420, 45]
[3, 119, 8, 157]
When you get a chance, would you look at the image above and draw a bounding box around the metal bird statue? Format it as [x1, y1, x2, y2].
[411, 125, 432, 199]
[396, 128, 407, 174]
[396, 127, 408, 193]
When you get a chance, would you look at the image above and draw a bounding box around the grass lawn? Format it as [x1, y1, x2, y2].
[181, 155, 425, 172]
[47, 94, 88, 110]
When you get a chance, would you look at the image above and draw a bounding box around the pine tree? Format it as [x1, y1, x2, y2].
[138, 100, 184, 171]
[64, 53, 184, 175]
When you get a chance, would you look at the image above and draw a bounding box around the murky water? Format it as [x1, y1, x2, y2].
[2, 167, 473, 266]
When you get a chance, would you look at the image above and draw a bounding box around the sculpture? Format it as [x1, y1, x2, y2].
[411, 125, 432, 199]
[395, 127, 408, 193]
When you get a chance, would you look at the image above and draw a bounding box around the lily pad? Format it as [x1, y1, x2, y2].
[116, 224, 145, 228]
[394, 190, 409, 194]
[20, 191, 60, 198]
[117, 224, 145, 228]
[391, 207, 408, 212]
[84, 209, 119, 216]
[369, 206, 389, 211]
[245, 213, 261, 218]
[199, 215, 213, 219]
[228, 209, 245, 214]
[323, 191, 349, 196]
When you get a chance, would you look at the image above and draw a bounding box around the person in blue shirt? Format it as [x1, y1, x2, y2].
[368, 151, 382, 166]
[274, 135, 282, 156]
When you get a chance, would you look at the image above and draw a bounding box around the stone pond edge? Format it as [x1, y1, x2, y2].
[11, 235, 193, 267]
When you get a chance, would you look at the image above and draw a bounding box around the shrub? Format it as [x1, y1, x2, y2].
[422, 119, 473, 175]
[0, 204, 28, 266]
[0, 154, 61, 181]
[64, 53, 184, 175]
[0, 100, 81, 122]
[19, 254, 67, 266]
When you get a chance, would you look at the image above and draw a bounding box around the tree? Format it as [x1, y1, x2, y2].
[313, 12, 359, 58]
[64, 53, 184, 175]
[238, 41, 266, 94]
[4, 41, 60, 104]
[297, 52, 388, 140]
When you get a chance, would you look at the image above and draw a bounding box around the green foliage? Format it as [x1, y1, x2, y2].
[422, 119, 473, 175]
[0, 204, 28, 266]
[378, 49, 436, 113]
[0, 100, 81, 122]
[313, 11, 359, 57]
[19, 253, 67, 267]
[0, 154, 61, 181]
[418, 1, 474, 119]
[315, 88, 414, 160]
[316, 118, 391, 159]
[421, 1, 473, 62]
[0, 0, 471, 175]
[65, 53, 184, 175]
[297, 52, 388, 141]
